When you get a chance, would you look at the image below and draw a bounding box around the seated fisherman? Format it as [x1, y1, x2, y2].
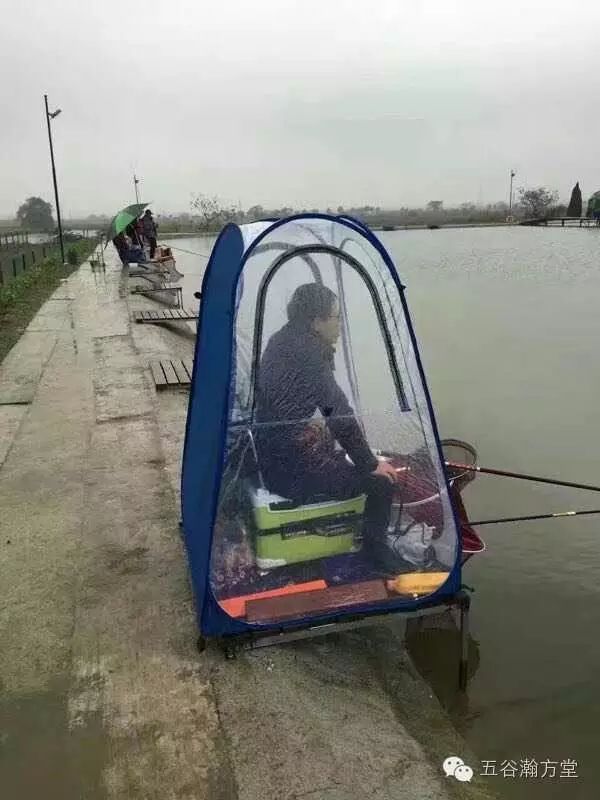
[256, 282, 399, 570]
[112, 233, 146, 266]
[112, 232, 129, 266]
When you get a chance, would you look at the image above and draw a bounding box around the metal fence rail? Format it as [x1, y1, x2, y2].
[0, 231, 30, 250]
[0, 244, 54, 288]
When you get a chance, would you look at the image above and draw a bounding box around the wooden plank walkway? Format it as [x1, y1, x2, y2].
[149, 359, 194, 389]
[133, 308, 198, 324]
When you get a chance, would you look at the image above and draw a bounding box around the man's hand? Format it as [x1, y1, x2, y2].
[373, 459, 397, 485]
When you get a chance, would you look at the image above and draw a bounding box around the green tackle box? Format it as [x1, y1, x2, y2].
[248, 486, 366, 570]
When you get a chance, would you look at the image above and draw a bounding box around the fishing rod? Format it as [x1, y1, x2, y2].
[445, 461, 600, 495]
[168, 244, 211, 258]
[469, 508, 600, 526]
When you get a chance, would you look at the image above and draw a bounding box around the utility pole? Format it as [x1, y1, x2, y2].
[509, 169, 516, 219]
[44, 94, 65, 263]
[133, 173, 140, 203]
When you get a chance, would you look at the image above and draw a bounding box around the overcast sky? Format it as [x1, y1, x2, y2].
[2, 0, 600, 217]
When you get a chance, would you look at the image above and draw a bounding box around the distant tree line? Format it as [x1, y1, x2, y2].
[180, 190, 573, 231]
[7, 181, 596, 235]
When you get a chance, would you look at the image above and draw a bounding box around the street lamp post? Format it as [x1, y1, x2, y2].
[44, 94, 65, 264]
[509, 169, 516, 219]
[133, 172, 140, 204]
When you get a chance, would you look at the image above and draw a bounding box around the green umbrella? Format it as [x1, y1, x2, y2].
[105, 202, 149, 242]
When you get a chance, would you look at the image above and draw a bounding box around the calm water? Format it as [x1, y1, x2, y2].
[165, 227, 600, 799]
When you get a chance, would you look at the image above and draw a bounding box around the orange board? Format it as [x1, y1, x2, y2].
[246, 579, 388, 623]
[218, 580, 328, 618]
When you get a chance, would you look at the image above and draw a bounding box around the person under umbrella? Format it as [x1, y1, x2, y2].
[105, 202, 150, 265]
[141, 209, 158, 258]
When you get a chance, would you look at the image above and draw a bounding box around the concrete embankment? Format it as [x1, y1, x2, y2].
[0, 250, 492, 800]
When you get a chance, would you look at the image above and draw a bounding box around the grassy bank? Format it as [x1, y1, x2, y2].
[0, 239, 97, 364]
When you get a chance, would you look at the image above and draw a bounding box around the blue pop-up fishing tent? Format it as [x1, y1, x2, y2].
[181, 214, 464, 649]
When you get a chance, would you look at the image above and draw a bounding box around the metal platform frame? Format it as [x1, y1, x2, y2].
[200, 589, 472, 690]
[130, 285, 183, 308]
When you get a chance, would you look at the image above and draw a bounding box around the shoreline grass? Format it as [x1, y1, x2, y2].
[0, 239, 97, 364]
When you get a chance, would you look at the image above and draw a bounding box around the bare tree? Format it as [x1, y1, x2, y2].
[190, 194, 239, 231]
[517, 187, 559, 219]
[427, 200, 443, 212]
[246, 205, 265, 221]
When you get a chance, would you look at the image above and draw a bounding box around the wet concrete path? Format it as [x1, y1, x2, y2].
[0, 252, 489, 799]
